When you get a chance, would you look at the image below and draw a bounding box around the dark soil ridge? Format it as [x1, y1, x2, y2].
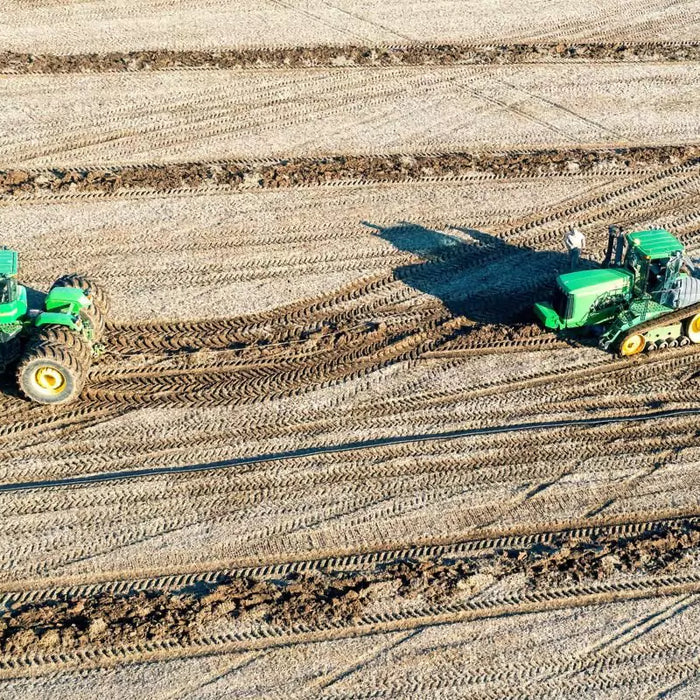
[2, 145, 698, 197]
[1, 42, 699, 73]
[2, 519, 698, 657]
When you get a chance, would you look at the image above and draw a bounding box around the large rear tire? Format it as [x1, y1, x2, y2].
[16, 326, 90, 404]
[51, 274, 110, 342]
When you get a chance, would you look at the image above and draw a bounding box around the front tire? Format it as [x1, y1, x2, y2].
[16, 327, 90, 404]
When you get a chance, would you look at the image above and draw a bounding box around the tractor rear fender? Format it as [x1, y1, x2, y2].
[34, 311, 82, 332]
[44, 286, 91, 315]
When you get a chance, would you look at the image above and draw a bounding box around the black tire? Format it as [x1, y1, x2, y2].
[51, 274, 110, 342]
[16, 326, 90, 404]
[27, 325, 92, 367]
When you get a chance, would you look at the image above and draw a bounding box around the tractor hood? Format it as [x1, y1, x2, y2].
[557, 268, 633, 295]
[535, 267, 634, 331]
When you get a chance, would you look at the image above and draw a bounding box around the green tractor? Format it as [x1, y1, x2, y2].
[0, 248, 109, 404]
[534, 227, 700, 356]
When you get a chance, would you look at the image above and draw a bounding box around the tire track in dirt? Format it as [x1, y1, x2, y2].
[0, 159, 697, 491]
[5, 410, 697, 524]
[1, 331, 695, 489]
[5, 405, 700, 494]
[1, 412, 697, 581]
[0, 515, 697, 679]
[2, 144, 696, 197]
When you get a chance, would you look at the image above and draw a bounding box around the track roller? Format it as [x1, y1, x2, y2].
[619, 333, 646, 356]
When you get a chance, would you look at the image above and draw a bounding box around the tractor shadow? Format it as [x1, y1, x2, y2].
[364, 220, 596, 326]
[25, 286, 47, 309]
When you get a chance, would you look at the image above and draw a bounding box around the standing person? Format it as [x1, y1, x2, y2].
[603, 225, 617, 267]
[564, 226, 585, 271]
[613, 225, 626, 266]
[603, 224, 625, 267]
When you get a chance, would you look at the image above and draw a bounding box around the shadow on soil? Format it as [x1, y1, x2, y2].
[363, 220, 595, 325]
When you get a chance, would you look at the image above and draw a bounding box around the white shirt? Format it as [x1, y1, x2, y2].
[565, 228, 586, 251]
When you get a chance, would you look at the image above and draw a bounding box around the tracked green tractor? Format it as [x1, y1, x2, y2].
[534, 227, 700, 356]
[0, 248, 109, 404]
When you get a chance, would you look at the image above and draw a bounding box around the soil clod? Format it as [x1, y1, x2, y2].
[2, 519, 697, 658]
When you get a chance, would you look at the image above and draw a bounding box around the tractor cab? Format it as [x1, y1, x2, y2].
[0, 248, 27, 323]
[622, 229, 685, 305]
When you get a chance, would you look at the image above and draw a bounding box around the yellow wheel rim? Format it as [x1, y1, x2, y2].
[34, 366, 66, 395]
[689, 314, 700, 343]
[620, 334, 645, 356]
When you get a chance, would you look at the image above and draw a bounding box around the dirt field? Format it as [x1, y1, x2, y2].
[2, 65, 698, 166]
[3, 0, 699, 53]
[1, 2, 700, 698]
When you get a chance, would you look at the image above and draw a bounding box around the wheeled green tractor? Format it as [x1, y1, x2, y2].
[0, 248, 109, 404]
[534, 227, 700, 356]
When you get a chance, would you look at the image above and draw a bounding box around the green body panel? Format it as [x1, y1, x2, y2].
[557, 268, 633, 294]
[0, 285, 28, 324]
[34, 311, 82, 331]
[0, 250, 19, 278]
[549, 268, 633, 329]
[533, 301, 564, 329]
[44, 285, 90, 315]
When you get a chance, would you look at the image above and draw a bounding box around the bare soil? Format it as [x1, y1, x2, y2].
[1, 145, 696, 197]
[2, 520, 697, 658]
[1, 2, 699, 693]
[2, 42, 698, 74]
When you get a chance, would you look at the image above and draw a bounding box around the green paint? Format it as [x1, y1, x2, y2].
[45, 285, 90, 315]
[34, 311, 81, 330]
[0, 248, 92, 344]
[626, 229, 684, 260]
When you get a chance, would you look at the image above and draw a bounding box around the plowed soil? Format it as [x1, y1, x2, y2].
[3, 520, 697, 658]
[3, 42, 699, 73]
[1, 2, 700, 697]
[1, 144, 697, 196]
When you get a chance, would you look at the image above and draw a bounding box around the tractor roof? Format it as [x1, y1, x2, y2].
[0, 249, 18, 277]
[626, 228, 683, 259]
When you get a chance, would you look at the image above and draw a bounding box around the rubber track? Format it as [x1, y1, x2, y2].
[618, 301, 700, 347]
